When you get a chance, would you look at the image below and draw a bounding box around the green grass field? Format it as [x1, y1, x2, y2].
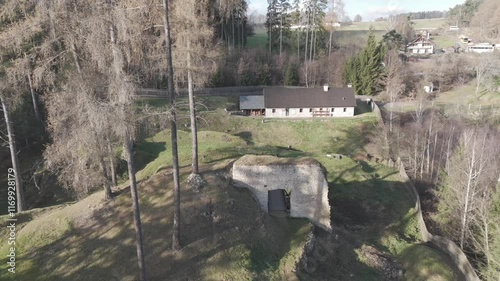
[247, 18, 448, 50]
[0, 96, 462, 280]
[432, 34, 459, 49]
[247, 27, 267, 49]
[341, 18, 446, 31]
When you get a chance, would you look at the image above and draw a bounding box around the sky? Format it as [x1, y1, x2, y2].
[248, 0, 466, 21]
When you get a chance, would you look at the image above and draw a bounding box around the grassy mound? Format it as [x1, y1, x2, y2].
[0, 160, 312, 281]
[0, 101, 464, 280]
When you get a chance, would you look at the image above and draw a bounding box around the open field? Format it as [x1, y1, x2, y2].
[342, 18, 447, 31]
[247, 27, 267, 49]
[382, 80, 500, 115]
[247, 18, 448, 50]
[0, 96, 463, 280]
[431, 34, 459, 49]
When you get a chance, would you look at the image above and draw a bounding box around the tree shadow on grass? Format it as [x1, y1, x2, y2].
[202, 144, 310, 164]
[323, 122, 376, 157]
[135, 141, 166, 171]
[233, 131, 254, 145]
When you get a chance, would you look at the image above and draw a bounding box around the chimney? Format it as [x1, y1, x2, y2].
[323, 85, 329, 92]
[347, 83, 353, 88]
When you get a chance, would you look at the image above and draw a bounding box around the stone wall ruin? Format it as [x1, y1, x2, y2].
[232, 155, 331, 230]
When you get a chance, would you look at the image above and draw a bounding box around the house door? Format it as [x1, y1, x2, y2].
[285, 108, 289, 116]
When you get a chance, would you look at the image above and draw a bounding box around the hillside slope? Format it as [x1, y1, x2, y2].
[0, 107, 465, 280]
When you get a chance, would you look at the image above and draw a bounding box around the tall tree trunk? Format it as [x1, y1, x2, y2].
[124, 136, 148, 281]
[162, 0, 182, 251]
[269, 15, 272, 54]
[187, 40, 199, 175]
[304, 15, 309, 64]
[1, 97, 26, 212]
[108, 140, 117, 187]
[98, 155, 113, 200]
[70, 41, 82, 74]
[414, 133, 418, 178]
[241, 18, 244, 46]
[446, 126, 455, 174]
[279, 13, 283, 56]
[232, 14, 235, 49]
[312, 26, 317, 62]
[460, 137, 476, 249]
[109, 21, 148, 280]
[27, 70, 41, 122]
[48, 2, 58, 45]
[426, 116, 433, 176]
[328, 28, 333, 59]
[297, 29, 300, 60]
[309, 7, 316, 62]
[430, 133, 438, 182]
[389, 105, 393, 133]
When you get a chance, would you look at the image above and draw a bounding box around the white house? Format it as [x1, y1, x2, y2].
[407, 35, 435, 55]
[264, 86, 356, 118]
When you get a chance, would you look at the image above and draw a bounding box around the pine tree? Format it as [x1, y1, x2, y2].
[258, 64, 272, 85]
[284, 62, 300, 85]
[343, 30, 385, 95]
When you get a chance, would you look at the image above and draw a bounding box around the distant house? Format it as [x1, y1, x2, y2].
[239, 95, 265, 116]
[449, 25, 459, 31]
[264, 86, 356, 118]
[407, 35, 435, 55]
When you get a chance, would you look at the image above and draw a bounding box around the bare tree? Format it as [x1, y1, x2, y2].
[384, 50, 406, 133]
[172, 0, 218, 177]
[471, 0, 500, 41]
[472, 53, 499, 95]
[436, 129, 495, 249]
[1, 93, 26, 212]
[108, 12, 149, 280]
[162, 0, 182, 251]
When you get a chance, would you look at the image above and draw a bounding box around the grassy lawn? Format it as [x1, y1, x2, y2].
[341, 18, 446, 32]
[433, 81, 500, 106]
[247, 27, 267, 49]
[399, 244, 458, 281]
[432, 34, 459, 49]
[413, 18, 447, 30]
[0, 96, 463, 280]
[382, 81, 500, 118]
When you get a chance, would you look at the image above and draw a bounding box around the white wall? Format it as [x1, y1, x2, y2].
[265, 107, 355, 118]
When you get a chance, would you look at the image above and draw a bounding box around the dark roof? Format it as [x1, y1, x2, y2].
[264, 87, 356, 108]
[240, 95, 265, 110]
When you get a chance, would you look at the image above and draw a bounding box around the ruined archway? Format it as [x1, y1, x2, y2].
[233, 155, 331, 230]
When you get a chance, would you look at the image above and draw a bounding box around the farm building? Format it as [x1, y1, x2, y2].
[407, 34, 435, 54]
[239, 86, 356, 118]
[239, 95, 265, 116]
[265, 86, 356, 118]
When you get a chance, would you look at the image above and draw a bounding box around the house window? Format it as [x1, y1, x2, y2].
[299, 108, 303, 113]
[309, 108, 312, 112]
[343, 108, 347, 112]
[272, 109, 276, 113]
[331, 108, 334, 112]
